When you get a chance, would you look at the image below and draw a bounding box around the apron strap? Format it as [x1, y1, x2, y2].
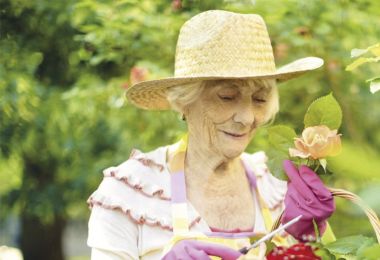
[258, 195, 274, 232]
[171, 171, 190, 235]
[241, 159, 274, 231]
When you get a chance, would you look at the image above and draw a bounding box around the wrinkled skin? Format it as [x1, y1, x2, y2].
[166, 80, 335, 258]
[185, 80, 273, 161]
[182, 80, 275, 230]
[164, 80, 276, 258]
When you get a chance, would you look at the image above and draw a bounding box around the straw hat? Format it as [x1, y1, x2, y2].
[126, 10, 323, 110]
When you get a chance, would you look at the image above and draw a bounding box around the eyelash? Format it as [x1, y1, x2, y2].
[219, 96, 235, 101]
[218, 95, 267, 103]
[253, 97, 266, 103]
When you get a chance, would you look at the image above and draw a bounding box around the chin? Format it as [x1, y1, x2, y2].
[221, 147, 246, 159]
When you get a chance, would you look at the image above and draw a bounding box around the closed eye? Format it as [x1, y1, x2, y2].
[219, 95, 236, 101]
[253, 97, 266, 103]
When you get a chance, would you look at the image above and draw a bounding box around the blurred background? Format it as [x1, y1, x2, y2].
[1, 0, 379, 259]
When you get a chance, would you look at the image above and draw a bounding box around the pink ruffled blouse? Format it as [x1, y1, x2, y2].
[87, 141, 287, 259]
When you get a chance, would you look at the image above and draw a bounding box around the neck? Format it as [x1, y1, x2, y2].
[184, 132, 242, 184]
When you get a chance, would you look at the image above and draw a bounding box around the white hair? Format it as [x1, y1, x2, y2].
[166, 81, 206, 113]
[166, 78, 279, 125]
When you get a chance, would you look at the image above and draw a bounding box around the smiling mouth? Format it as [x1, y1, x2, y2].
[222, 131, 247, 138]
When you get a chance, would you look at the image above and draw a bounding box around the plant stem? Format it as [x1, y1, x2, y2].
[313, 160, 320, 173]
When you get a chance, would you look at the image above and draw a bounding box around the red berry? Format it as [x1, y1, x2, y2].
[267, 243, 321, 260]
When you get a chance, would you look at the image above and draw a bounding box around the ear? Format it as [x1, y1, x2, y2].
[182, 105, 190, 119]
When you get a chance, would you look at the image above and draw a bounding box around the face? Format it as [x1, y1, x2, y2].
[185, 80, 275, 159]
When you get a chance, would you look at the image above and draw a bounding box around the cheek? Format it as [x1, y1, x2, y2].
[255, 105, 272, 126]
[203, 101, 235, 124]
[187, 105, 219, 144]
[252, 110, 264, 126]
[202, 112, 218, 143]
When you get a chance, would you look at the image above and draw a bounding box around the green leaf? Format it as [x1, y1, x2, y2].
[350, 48, 368, 58]
[346, 57, 380, 71]
[267, 125, 297, 153]
[266, 125, 296, 180]
[350, 43, 380, 58]
[324, 235, 375, 256]
[264, 241, 276, 256]
[357, 244, 380, 260]
[346, 57, 371, 71]
[368, 43, 380, 56]
[365, 76, 380, 82]
[266, 149, 288, 180]
[312, 218, 321, 242]
[304, 93, 342, 129]
[314, 247, 336, 260]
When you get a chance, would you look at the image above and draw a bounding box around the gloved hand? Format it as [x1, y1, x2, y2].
[162, 240, 242, 260]
[282, 160, 335, 241]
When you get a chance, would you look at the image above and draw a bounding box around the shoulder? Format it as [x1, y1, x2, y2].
[88, 144, 172, 229]
[87, 142, 199, 231]
[103, 145, 171, 199]
[241, 151, 287, 210]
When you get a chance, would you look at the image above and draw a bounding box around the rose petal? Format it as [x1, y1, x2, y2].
[327, 135, 342, 156]
[294, 138, 307, 151]
[289, 148, 310, 158]
[308, 137, 330, 159]
[295, 125, 342, 159]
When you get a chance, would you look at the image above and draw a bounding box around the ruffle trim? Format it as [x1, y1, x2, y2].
[241, 152, 287, 210]
[88, 195, 201, 231]
[102, 146, 171, 200]
[103, 167, 170, 200]
[129, 148, 165, 172]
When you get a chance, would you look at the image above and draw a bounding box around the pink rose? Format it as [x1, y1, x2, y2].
[289, 125, 342, 159]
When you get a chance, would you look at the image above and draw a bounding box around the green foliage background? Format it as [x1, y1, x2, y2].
[1, 0, 380, 258]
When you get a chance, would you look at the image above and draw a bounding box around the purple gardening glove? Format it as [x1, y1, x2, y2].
[162, 240, 242, 260]
[281, 160, 335, 241]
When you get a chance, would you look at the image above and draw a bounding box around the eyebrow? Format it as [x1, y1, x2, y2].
[252, 86, 271, 94]
[217, 85, 238, 91]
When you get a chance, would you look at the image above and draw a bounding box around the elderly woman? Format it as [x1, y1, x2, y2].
[87, 10, 335, 259]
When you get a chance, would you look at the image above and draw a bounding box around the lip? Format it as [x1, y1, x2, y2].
[221, 131, 248, 139]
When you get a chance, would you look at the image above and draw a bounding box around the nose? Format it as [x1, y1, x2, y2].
[233, 99, 255, 126]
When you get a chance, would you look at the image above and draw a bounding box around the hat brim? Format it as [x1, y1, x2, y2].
[126, 57, 323, 110]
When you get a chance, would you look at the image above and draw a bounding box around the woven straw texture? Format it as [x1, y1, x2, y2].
[271, 187, 380, 244]
[126, 10, 324, 110]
